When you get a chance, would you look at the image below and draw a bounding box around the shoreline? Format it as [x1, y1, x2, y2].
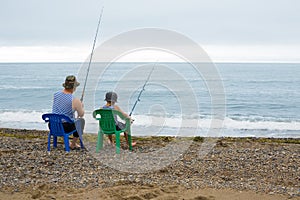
[1, 127, 299, 141]
[0, 128, 299, 199]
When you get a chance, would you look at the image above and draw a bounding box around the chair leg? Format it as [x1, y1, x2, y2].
[64, 135, 70, 152]
[47, 134, 51, 152]
[116, 133, 121, 154]
[96, 130, 103, 153]
[53, 136, 57, 148]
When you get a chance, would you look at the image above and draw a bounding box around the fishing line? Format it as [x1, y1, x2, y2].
[80, 6, 104, 102]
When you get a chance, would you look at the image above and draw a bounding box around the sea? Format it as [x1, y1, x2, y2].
[0, 62, 299, 138]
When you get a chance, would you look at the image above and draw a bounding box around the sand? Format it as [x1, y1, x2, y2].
[0, 128, 299, 200]
[0, 185, 292, 200]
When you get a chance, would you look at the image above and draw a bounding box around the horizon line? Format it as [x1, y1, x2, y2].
[0, 60, 299, 64]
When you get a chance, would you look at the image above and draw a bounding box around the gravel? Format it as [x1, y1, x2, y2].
[0, 128, 299, 198]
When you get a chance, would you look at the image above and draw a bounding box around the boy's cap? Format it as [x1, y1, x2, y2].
[105, 91, 118, 102]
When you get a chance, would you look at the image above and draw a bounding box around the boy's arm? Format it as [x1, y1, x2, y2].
[114, 105, 130, 119]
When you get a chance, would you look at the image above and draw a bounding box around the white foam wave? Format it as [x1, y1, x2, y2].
[0, 111, 45, 123]
[223, 117, 300, 131]
[0, 85, 46, 90]
[133, 115, 300, 131]
[0, 111, 299, 135]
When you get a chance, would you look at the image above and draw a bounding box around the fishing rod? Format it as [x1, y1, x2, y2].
[80, 6, 104, 102]
[129, 66, 155, 116]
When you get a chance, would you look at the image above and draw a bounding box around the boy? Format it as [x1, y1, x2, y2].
[102, 91, 136, 147]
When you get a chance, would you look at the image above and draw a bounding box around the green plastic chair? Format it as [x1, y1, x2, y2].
[93, 108, 132, 154]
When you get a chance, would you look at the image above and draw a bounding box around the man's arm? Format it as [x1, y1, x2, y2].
[73, 98, 84, 117]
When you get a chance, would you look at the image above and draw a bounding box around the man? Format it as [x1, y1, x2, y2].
[52, 75, 84, 149]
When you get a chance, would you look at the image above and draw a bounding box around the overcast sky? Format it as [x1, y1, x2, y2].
[0, 0, 299, 62]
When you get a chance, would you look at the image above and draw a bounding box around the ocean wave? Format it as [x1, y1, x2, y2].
[0, 85, 47, 90]
[0, 111, 46, 123]
[133, 115, 300, 131]
[0, 111, 300, 132]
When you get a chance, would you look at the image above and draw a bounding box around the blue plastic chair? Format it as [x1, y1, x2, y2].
[42, 113, 82, 152]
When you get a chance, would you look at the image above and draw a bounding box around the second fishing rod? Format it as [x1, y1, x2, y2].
[129, 66, 155, 116]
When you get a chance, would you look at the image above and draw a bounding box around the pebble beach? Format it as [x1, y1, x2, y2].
[0, 128, 299, 200]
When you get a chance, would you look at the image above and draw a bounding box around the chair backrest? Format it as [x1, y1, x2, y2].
[93, 109, 117, 134]
[93, 109, 129, 134]
[42, 113, 73, 136]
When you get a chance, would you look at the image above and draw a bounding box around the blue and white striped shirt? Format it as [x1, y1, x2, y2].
[52, 91, 74, 120]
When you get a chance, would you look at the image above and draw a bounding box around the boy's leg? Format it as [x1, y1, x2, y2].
[107, 135, 113, 145]
[124, 132, 128, 144]
[124, 132, 136, 147]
